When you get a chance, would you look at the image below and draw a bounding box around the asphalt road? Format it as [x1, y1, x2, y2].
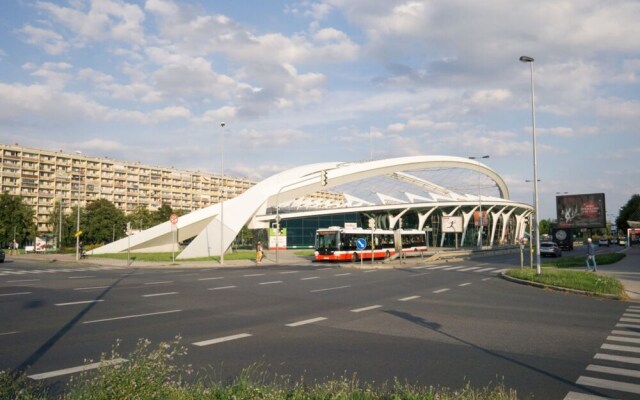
[1, 254, 638, 399]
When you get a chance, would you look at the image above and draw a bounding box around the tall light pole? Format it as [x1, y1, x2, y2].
[469, 155, 490, 247]
[219, 122, 225, 266]
[520, 55, 541, 275]
[75, 172, 82, 261]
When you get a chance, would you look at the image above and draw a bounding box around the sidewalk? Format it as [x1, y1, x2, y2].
[599, 246, 640, 302]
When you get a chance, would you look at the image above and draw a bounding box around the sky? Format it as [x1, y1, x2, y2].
[0, 0, 639, 221]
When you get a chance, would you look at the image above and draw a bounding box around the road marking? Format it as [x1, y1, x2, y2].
[474, 267, 496, 273]
[351, 305, 382, 313]
[335, 273, 352, 276]
[301, 276, 319, 280]
[481, 278, 492, 281]
[28, 358, 128, 380]
[310, 285, 350, 293]
[208, 286, 237, 291]
[0, 292, 31, 297]
[286, 317, 327, 327]
[198, 277, 223, 281]
[612, 329, 640, 337]
[443, 266, 465, 271]
[142, 292, 178, 297]
[192, 333, 252, 347]
[491, 268, 510, 274]
[623, 312, 640, 317]
[587, 364, 640, 378]
[412, 272, 430, 277]
[617, 323, 640, 329]
[0, 331, 19, 336]
[458, 267, 480, 272]
[601, 343, 640, 354]
[576, 376, 640, 395]
[475, 262, 489, 266]
[563, 390, 612, 399]
[7, 279, 40, 283]
[144, 281, 173, 285]
[595, 353, 640, 365]
[259, 281, 283, 285]
[433, 288, 450, 294]
[410, 266, 428, 269]
[459, 283, 472, 287]
[83, 309, 182, 324]
[244, 273, 265, 277]
[55, 300, 104, 306]
[363, 270, 377, 273]
[317, 267, 332, 271]
[279, 271, 299, 274]
[426, 265, 451, 270]
[620, 317, 640, 323]
[74, 286, 110, 291]
[399, 295, 420, 301]
[68, 276, 95, 279]
[607, 335, 640, 344]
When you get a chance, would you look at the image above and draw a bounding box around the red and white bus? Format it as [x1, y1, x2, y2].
[314, 227, 427, 262]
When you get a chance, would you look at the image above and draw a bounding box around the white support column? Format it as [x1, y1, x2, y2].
[417, 207, 438, 231]
[388, 208, 410, 229]
[459, 206, 477, 247]
[490, 206, 507, 246]
[479, 205, 496, 247]
[514, 211, 530, 244]
[499, 208, 516, 244]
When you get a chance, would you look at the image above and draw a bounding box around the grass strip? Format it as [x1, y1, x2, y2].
[505, 268, 626, 298]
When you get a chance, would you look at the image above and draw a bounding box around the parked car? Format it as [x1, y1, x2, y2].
[540, 241, 562, 257]
[0, 248, 4, 263]
[619, 237, 628, 246]
[598, 238, 610, 247]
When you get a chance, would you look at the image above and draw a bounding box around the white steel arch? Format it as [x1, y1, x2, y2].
[90, 156, 512, 259]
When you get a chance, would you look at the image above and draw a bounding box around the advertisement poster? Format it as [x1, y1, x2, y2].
[268, 227, 287, 250]
[556, 193, 606, 228]
[442, 216, 464, 233]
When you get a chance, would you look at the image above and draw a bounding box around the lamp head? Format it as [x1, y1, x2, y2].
[221, 122, 226, 127]
[519, 55, 534, 63]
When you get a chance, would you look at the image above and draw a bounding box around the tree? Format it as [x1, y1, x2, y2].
[127, 206, 153, 231]
[616, 194, 640, 233]
[151, 204, 174, 226]
[84, 199, 126, 245]
[47, 200, 76, 247]
[0, 193, 37, 247]
[539, 219, 552, 235]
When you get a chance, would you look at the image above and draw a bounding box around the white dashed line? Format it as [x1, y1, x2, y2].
[310, 285, 350, 293]
[334, 273, 351, 276]
[286, 317, 327, 327]
[351, 305, 382, 313]
[362, 270, 377, 273]
[459, 282, 472, 287]
[68, 276, 95, 279]
[259, 281, 283, 285]
[0, 292, 31, 297]
[244, 273, 265, 277]
[398, 295, 420, 301]
[144, 281, 173, 285]
[28, 359, 128, 380]
[301, 276, 319, 280]
[83, 309, 182, 324]
[433, 288, 450, 294]
[279, 271, 300, 274]
[208, 286, 237, 291]
[55, 300, 104, 306]
[0, 331, 19, 336]
[74, 286, 110, 291]
[193, 333, 252, 347]
[198, 277, 223, 281]
[142, 292, 178, 297]
[7, 279, 40, 283]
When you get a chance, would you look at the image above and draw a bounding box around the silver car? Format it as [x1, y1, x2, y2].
[540, 242, 562, 257]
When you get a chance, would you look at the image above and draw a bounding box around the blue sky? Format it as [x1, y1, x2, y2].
[1, 0, 639, 221]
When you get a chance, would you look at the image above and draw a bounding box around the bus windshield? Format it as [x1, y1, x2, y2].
[316, 231, 339, 250]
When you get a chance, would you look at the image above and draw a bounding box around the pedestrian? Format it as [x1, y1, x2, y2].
[586, 237, 597, 272]
[11, 240, 18, 256]
[256, 240, 263, 264]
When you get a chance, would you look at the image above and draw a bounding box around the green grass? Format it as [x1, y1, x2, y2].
[543, 252, 625, 268]
[505, 268, 627, 299]
[1, 337, 519, 400]
[293, 249, 315, 257]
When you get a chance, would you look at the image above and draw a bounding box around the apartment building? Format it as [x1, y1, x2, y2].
[0, 143, 257, 233]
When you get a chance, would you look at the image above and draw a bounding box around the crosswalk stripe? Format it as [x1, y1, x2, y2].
[587, 364, 640, 379]
[474, 267, 496, 272]
[491, 268, 510, 274]
[617, 323, 640, 329]
[601, 343, 640, 354]
[576, 376, 640, 395]
[443, 266, 465, 270]
[595, 353, 640, 365]
[458, 267, 480, 271]
[607, 335, 640, 344]
[563, 390, 614, 399]
[620, 317, 640, 323]
[425, 265, 451, 270]
[612, 329, 640, 337]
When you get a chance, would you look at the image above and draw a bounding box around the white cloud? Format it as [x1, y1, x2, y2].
[19, 25, 69, 55]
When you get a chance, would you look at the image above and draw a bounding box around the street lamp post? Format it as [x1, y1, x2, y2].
[75, 175, 82, 261]
[469, 155, 490, 247]
[220, 122, 225, 266]
[520, 55, 541, 275]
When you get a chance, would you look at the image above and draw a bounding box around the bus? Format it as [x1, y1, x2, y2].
[314, 227, 427, 262]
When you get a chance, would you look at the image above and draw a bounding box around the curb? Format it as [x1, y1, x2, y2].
[499, 272, 627, 301]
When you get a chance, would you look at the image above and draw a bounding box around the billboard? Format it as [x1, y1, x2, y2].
[442, 216, 464, 233]
[556, 193, 606, 229]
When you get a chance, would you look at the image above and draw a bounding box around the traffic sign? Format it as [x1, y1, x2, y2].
[74, 230, 83, 237]
[356, 238, 367, 250]
[170, 214, 178, 224]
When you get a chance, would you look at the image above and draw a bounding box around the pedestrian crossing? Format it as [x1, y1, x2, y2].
[565, 305, 640, 399]
[0, 266, 123, 276]
[411, 264, 510, 274]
